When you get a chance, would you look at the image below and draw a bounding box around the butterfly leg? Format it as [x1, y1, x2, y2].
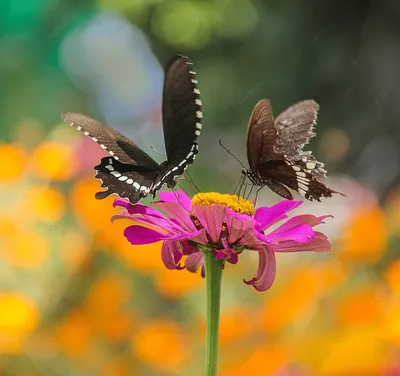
[254, 186, 263, 205]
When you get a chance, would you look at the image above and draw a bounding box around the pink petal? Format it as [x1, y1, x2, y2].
[114, 200, 167, 220]
[124, 225, 168, 245]
[185, 251, 204, 273]
[225, 208, 255, 244]
[222, 238, 239, 264]
[269, 224, 315, 243]
[244, 245, 276, 292]
[161, 240, 183, 269]
[254, 200, 303, 231]
[192, 205, 226, 243]
[280, 214, 333, 228]
[275, 232, 331, 252]
[214, 250, 226, 260]
[159, 190, 192, 211]
[154, 201, 196, 232]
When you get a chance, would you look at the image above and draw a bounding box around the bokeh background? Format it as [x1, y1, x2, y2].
[1, 0, 400, 375]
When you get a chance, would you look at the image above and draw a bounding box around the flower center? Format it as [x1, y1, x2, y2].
[191, 192, 255, 216]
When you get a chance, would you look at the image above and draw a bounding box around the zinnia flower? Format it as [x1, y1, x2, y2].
[113, 190, 331, 291]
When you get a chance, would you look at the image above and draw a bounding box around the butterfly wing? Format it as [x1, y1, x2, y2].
[274, 100, 319, 161]
[159, 55, 202, 186]
[262, 161, 342, 201]
[246, 99, 283, 171]
[62, 112, 160, 203]
[94, 157, 158, 203]
[62, 112, 160, 167]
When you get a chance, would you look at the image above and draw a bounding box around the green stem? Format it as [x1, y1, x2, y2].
[203, 251, 224, 376]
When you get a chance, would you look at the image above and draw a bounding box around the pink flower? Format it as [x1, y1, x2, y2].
[113, 190, 332, 292]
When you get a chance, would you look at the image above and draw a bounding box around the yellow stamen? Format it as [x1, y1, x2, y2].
[192, 192, 255, 216]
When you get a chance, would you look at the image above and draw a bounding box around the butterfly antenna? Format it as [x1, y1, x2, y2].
[218, 139, 247, 169]
[171, 187, 187, 210]
[184, 171, 201, 194]
[150, 145, 166, 158]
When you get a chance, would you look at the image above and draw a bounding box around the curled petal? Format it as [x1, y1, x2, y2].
[192, 205, 226, 243]
[222, 238, 239, 264]
[244, 245, 276, 292]
[124, 225, 168, 245]
[214, 250, 227, 260]
[185, 251, 204, 273]
[162, 240, 184, 269]
[254, 200, 302, 231]
[159, 190, 192, 211]
[275, 232, 331, 253]
[225, 208, 256, 244]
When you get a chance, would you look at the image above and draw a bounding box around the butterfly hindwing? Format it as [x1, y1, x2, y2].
[94, 157, 158, 202]
[274, 100, 319, 161]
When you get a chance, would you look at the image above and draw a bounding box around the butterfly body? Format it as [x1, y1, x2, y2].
[63, 55, 202, 204]
[245, 99, 344, 202]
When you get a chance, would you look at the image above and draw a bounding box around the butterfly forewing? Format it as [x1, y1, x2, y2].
[246, 99, 280, 170]
[62, 112, 159, 168]
[162, 55, 202, 167]
[274, 100, 319, 160]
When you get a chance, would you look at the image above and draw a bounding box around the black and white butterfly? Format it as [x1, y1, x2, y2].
[244, 98, 345, 201]
[62, 55, 203, 204]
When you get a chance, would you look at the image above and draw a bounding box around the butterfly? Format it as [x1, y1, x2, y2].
[244, 98, 345, 201]
[62, 55, 203, 204]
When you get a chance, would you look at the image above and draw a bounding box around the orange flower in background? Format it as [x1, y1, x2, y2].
[259, 262, 345, 334]
[338, 205, 387, 263]
[2, 229, 49, 268]
[0, 293, 39, 354]
[70, 178, 116, 232]
[154, 265, 204, 298]
[218, 308, 256, 345]
[83, 275, 133, 342]
[25, 185, 65, 222]
[385, 259, 400, 295]
[31, 141, 76, 180]
[0, 143, 28, 182]
[222, 343, 287, 376]
[133, 320, 191, 373]
[315, 327, 391, 376]
[335, 284, 387, 327]
[54, 308, 91, 358]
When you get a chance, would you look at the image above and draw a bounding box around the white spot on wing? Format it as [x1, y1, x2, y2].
[196, 111, 203, 119]
[126, 178, 133, 184]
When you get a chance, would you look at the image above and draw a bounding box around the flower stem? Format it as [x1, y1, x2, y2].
[203, 251, 224, 376]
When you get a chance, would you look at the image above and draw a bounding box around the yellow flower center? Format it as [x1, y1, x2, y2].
[191, 192, 255, 216]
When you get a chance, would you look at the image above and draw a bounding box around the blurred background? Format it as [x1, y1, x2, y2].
[1, 0, 400, 375]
